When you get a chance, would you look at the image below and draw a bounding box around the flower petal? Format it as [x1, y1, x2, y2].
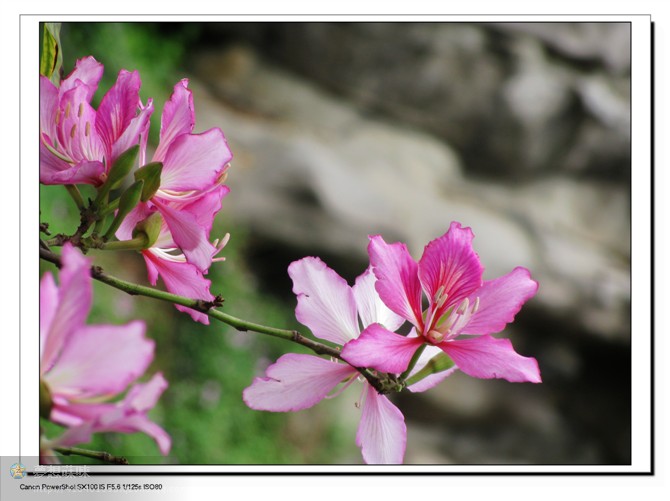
[341, 323, 424, 374]
[159, 129, 232, 192]
[356, 385, 407, 464]
[154, 79, 195, 162]
[40, 76, 59, 141]
[53, 374, 171, 455]
[368, 235, 424, 329]
[441, 335, 541, 383]
[57, 84, 106, 165]
[463, 267, 539, 335]
[243, 354, 356, 412]
[41, 245, 92, 374]
[39, 150, 106, 185]
[110, 97, 154, 166]
[143, 250, 214, 324]
[59, 56, 104, 100]
[352, 267, 405, 331]
[418, 222, 483, 320]
[95, 69, 142, 159]
[45, 321, 153, 400]
[40, 272, 58, 361]
[288, 257, 360, 345]
[154, 200, 217, 272]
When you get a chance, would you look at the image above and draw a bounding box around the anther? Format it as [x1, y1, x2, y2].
[85, 122, 91, 137]
[456, 298, 469, 315]
[64, 102, 71, 119]
[55, 109, 62, 126]
[78, 103, 84, 118]
[436, 292, 449, 309]
[433, 285, 446, 304]
[471, 297, 480, 315]
[70, 124, 77, 139]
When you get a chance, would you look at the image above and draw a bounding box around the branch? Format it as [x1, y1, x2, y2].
[53, 446, 129, 465]
[39, 247, 400, 394]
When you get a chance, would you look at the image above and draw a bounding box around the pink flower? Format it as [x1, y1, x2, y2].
[40, 244, 170, 454]
[116, 189, 230, 325]
[40, 56, 153, 186]
[135, 79, 232, 273]
[342, 222, 541, 384]
[244, 257, 429, 464]
[45, 374, 171, 457]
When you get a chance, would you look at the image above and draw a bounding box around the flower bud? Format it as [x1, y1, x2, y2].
[103, 180, 144, 240]
[132, 212, 163, 249]
[106, 145, 140, 189]
[134, 161, 163, 202]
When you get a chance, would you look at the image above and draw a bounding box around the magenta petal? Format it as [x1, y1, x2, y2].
[95, 69, 142, 157]
[159, 129, 232, 192]
[155, 201, 217, 272]
[45, 321, 153, 400]
[57, 84, 105, 164]
[60, 56, 104, 100]
[143, 250, 214, 324]
[154, 79, 195, 161]
[463, 267, 539, 335]
[352, 267, 405, 331]
[40, 76, 59, 141]
[441, 335, 541, 383]
[288, 257, 360, 345]
[39, 273, 58, 362]
[115, 202, 157, 241]
[39, 155, 106, 186]
[41, 245, 93, 373]
[341, 323, 424, 374]
[368, 235, 424, 329]
[110, 97, 154, 166]
[176, 184, 228, 236]
[356, 385, 407, 464]
[418, 222, 484, 314]
[243, 354, 356, 412]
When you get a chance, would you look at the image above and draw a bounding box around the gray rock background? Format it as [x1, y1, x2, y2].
[181, 22, 631, 464]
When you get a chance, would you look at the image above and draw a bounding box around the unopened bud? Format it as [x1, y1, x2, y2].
[132, 212, 163, 248]
[107, 145, 140, 189]
[134, 162, 163, 202]
[103, 180, 144, 240]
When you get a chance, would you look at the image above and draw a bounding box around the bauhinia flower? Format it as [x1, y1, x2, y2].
[40, 56, 153, 186]
[40, 243, 170, 455]
[243, 257, 443, 464]
[127, 79, 232, 273]
[342, 222, 541, 384]
[116, 185, 230, 325]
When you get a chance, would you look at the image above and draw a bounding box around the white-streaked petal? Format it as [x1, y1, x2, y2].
[288, 257, 360, 345]
[356, 384, 407, 464]
[353, 267, 405, 332]
[243, 354, 356, 412]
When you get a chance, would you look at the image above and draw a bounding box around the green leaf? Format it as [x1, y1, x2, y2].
[40, 23, 63, 85]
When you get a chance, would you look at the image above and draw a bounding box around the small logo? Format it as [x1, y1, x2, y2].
[10, 462, 27, 479]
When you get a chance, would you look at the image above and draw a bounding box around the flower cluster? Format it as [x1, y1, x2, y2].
[244, 222, 540, 464]
[40, 57, 232, 323]
[39, 51, 542, 466]
[40, 244, 170, 460]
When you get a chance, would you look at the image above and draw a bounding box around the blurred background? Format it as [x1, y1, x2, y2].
[39, 22, 631, 465]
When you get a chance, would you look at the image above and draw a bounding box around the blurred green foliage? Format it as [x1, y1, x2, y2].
[39, 23, 357, 465]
